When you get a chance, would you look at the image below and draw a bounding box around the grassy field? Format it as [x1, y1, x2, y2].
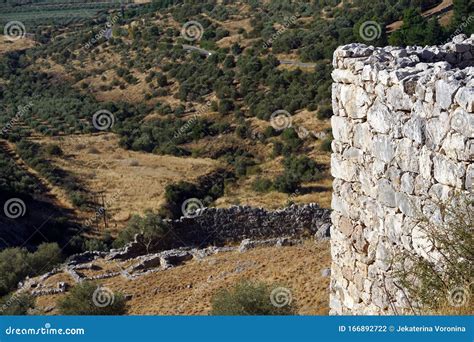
[34, 240, 331, 315]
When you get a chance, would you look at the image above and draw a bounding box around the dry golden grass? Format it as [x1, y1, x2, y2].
[35, 133, 220, 231]
[35, 240, 331, 315]
[0, 36, 36, 54]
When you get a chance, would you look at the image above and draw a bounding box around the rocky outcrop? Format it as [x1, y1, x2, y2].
[330, 35, 473, 315]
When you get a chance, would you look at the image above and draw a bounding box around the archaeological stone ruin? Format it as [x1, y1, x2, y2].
[329, 34, 473, 314]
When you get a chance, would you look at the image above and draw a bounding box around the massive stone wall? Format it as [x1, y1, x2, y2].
[329, 35, 473, 314]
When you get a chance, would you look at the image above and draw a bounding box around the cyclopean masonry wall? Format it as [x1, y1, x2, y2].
[329, 34, 473, 315]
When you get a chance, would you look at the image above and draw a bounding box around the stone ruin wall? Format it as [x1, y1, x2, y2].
[105, 204, 331, 260]
[329, 35, 473, 315]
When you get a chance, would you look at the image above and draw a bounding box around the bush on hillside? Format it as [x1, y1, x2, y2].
[0, 293, 35, 315]
[211, 280, 297, 315]
[113, 212, 171, 253]
[58, 282, 127, 315]
[393, 194, 474, 314]
[0, 243, 63, 297]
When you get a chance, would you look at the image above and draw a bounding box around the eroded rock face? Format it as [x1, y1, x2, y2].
[330, 35, 473, 315]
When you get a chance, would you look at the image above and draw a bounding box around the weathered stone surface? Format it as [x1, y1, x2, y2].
[435, 79, 460, 109]
[372, 135, 396, 163]
[455, 86, 474, 112]
[330, 36, 473, 315]
[433, 154, 465, 187]
[367, 100, 391, 133]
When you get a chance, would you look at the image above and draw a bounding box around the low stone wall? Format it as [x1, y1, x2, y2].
[172, 204, 331, 245]
[92, 204, 330, 261]
[330, 35, 473, 314]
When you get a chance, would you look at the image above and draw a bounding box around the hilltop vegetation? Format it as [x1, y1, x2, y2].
[0, 0, 472, 315]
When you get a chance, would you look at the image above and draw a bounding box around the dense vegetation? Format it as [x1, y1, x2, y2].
[0, 0, 471, 304]
[0, 242, 63, 313]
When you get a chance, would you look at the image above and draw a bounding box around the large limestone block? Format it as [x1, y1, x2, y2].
[455, 86, 474, 112]
[331, 154, 359, 182]
[372, 135, 396, 163]
[376, 179, 396, 207]
[367, 100, 392, 133]
[386, 85, 413, 111]
[395, 138, 419, 173]
[402, 115, 425, 145]
[331, 115, 352, 143]
[433, 153, 465, 188]
[340, 84, 372, 118]
[435, 79, 460, 110]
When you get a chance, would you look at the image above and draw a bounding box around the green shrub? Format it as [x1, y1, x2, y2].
[0, 293, 35, 315]
[393, 194, 474, 314]
[320, 136, 333, 152]
[252, 177, 273, 193]
[114, 212, 170, 253]
[211, 280, 297, 315]
[58, 282, 127, 315]
[0, 243, 63, 297]
[45, 144, 63, 156]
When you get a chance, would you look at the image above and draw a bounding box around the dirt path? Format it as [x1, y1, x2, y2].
[0, 139, 73, 210]
[386, 0, 453, 32]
